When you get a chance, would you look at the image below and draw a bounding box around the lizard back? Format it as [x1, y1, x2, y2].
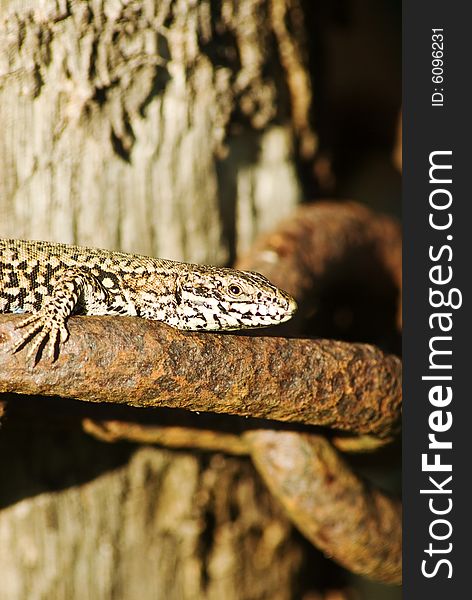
[0, 238, 175, 315]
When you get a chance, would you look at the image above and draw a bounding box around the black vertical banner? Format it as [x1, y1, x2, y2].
[403, 2, 472, 596]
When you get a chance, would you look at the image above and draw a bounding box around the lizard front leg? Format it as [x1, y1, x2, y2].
[11, 268, 108, 363]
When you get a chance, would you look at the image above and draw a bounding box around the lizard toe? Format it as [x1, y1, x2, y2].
[44, 326, 63, 362]
[10, 320, 45, 354]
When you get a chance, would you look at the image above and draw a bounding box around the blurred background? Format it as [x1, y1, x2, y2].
[0, 0, 401, 598]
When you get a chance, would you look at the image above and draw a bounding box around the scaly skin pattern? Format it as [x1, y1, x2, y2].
[0, 239, 297, 362]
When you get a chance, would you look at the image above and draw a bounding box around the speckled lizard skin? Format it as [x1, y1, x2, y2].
[0, 239, 297, 362]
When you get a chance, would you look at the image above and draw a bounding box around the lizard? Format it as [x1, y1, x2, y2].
[0, 239, 297, 363]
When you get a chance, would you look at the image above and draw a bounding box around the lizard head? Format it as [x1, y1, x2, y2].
[173, 266, 297, 331]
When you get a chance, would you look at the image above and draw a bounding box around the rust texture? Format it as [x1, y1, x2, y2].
[236, 200, 402, 328]
[81, 418, 391, 455]
[245, 430, 402, 584]
[82, 418, 249, 456]
[0, 313, 400, 437]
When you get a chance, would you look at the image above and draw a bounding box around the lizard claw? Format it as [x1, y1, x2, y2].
[12, 313, 69, 364]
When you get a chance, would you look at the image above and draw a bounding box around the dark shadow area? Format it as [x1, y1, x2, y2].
[0, 410, 134, 510]
[0, 393, 400, 509]
[216, 132, 262, 265]
[301, 0, 401, 216]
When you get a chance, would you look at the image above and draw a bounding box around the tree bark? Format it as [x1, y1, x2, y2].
[0, 0, 309, 262]
[0, 426, 306, 600]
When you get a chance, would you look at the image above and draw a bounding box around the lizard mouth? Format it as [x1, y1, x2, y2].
[286, 295, 298, 315]
[272, 293, 297, 324]
[280, 291, 297, 317]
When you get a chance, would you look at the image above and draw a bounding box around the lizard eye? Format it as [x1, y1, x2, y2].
[228, 284, 242, 297]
